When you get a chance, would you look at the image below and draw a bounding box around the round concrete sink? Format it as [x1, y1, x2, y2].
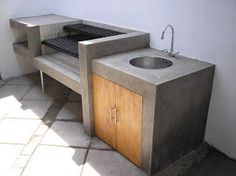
[129, 56, 173, 69]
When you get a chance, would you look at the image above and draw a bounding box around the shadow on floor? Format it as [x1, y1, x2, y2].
[185, 148, 236, 176]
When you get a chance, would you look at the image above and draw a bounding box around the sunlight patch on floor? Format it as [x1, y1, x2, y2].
[0, 95, 22, 119]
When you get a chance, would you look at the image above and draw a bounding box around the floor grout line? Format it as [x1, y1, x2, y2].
[80, 141, 92, 176]
[2, 117, 45, 120]
[19, 99, 53, 102]
[0, 142, 25, 145]
[12, 120, 45, 175]
[3, 117, 81, 122]
[9, 86, 70, 176]
[1, 76, 116, 175]
[19, 84, 35, 101]
[21, 98, 69, 174]
[88, 147, 114, 151]
[0, 84, 34, 123]
[38, 143, 114, 151]
[54, 119, 82, 122]
[39, 143, 90, 150]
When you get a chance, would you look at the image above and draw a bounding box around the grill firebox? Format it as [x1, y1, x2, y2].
[42, 24, 124, 58]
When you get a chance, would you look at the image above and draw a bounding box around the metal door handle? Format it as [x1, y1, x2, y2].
[109, 106, 112, 124]
[111, 107, 117, 123]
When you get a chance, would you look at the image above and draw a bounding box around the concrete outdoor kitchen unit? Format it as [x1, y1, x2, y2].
[9, 14, 215, 175]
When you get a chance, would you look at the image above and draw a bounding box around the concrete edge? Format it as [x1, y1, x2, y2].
[82, 19, 137, 33]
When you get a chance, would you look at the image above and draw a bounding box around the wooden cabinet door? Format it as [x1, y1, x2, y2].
[93, 74, 142, 166]
[93, 74, 117, 148]
[115, 84, 142, 167]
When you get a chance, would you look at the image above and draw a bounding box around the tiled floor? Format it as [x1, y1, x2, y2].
[0, 72, 145, 176]
[2, 72, 235, 176]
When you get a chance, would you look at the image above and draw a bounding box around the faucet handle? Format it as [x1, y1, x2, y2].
[168, 51, 179, 57]
[161, 49, 179, 57]
[172, 52, 179, 57]
[161, 49, 168, 53]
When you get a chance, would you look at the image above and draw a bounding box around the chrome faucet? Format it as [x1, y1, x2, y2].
[161, 24, 179, 57]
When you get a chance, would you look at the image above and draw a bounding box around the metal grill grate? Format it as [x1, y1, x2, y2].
[42, 24, 125, 58]
[63, 24, 124, 38]
[42, 34, 96, 58]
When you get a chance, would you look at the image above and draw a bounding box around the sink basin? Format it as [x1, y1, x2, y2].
[129, 56, 173, 69]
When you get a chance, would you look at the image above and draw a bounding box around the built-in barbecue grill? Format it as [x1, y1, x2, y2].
[42, 24, 124, 58]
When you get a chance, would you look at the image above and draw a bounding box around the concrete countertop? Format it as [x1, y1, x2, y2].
[92, 48, 214, 86]
[92, 47, 215, 174]
[10, 14, 78, 28]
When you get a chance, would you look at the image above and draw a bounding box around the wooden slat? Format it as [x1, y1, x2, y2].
[116, 84, 142, 166]
[93, 74, 117, 148]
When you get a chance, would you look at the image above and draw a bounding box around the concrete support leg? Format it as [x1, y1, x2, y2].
[40, 70, 45, 93]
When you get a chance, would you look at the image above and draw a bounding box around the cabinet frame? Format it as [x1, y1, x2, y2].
[92, 72, 157, 175]
[93, 74, 144, 166]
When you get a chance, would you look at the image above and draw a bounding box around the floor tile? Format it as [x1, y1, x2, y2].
[22, 145, 86, 176]
[5, 100, 52, 119]
[23, 84, 70, 101]
[6, 73, 38, 86]
[82, 150, 146, 176]
[36, 74, 63, 86]
[56, 102, 83, 121]
[14, 155, 30, 168]
[41, 121, 90, 147]
[0, 119, 41, 144]
[22, 86, 53, 101]
[0, 85, 30, 100]
[21, 135, 43, 155]
[8, 167, 23, 176]
[21, 143, 38, 156]
[34, 124, 49, 136]
[45, 84, 70, 100]
[0, 96, 22, 120]
[90, 137, 112, 150]
[0, 144, 23, 176]
[68, 91, 82, 102]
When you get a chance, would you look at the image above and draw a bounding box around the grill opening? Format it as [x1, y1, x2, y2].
[42, 24, 125, 58]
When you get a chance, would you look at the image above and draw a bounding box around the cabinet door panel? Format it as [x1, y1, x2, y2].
[93, 74, 116, 148]
[116, 85, 142, 166]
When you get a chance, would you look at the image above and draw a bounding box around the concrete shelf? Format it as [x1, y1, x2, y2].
[13, 41, 30, 58]
[10, 14, 79, 32]
[10, 14, 80, 60]
[33, 52, 81, 94]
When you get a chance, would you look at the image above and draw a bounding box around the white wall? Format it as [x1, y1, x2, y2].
[53, 0, 236, 159]
[0, 0, 55, 79]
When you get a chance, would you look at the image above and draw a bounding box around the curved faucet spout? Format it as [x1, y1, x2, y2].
[161, 24, 178, 57]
